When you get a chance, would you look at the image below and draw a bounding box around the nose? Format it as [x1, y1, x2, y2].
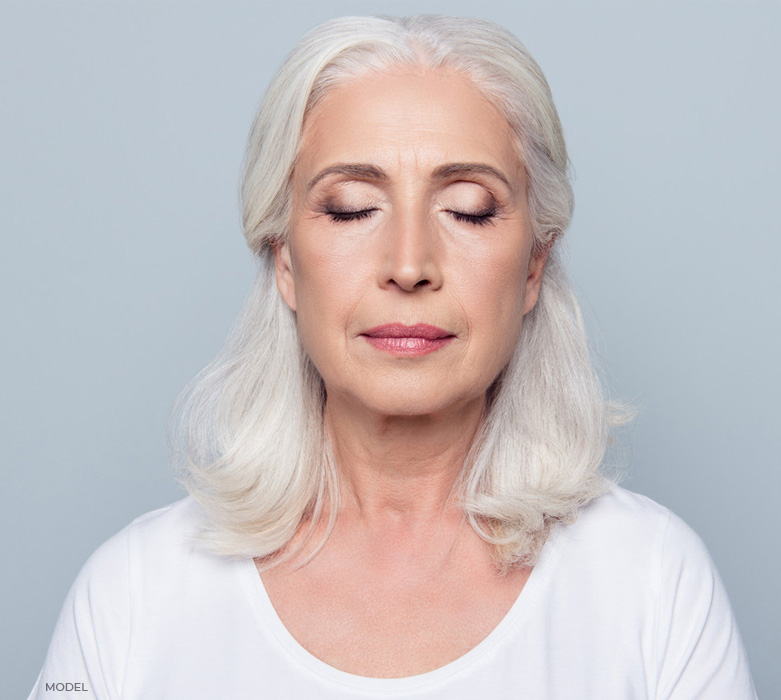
[379, 207, 443, 292]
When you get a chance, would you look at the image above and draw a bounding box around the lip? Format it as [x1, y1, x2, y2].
[362, 323, 453, 339]
[360, 323, 455, 356]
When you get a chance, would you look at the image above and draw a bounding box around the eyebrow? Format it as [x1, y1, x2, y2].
[306, 162, 513, 192]
[431, 163, 513, 190]
[306, 164, 388, 192]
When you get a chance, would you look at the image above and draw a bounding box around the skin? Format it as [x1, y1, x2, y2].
[260, 67, 548, 678]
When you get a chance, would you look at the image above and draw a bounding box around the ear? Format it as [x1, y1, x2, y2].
[522, 247, 550, 315]
[272, 240, 297, 312]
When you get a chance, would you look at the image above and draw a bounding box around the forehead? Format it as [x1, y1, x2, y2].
[296, 68, 523, 182]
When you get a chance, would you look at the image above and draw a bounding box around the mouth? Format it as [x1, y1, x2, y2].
[362, 323, 453, 339]
[360, 324, 455, 356]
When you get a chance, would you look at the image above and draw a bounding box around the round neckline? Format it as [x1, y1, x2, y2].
[239, 524, 564, 693]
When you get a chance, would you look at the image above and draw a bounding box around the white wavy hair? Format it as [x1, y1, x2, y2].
[172, 15, 630, 569]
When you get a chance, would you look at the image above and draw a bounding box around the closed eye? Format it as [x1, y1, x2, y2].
[327, 208, 378, 223]
[448, 209, 497, 226]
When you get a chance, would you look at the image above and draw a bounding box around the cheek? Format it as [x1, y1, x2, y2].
[288, 241, 366, 365]
[457, 249, 528, 359]
[290, 215, 372, 296]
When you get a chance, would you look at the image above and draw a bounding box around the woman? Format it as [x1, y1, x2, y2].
[29, 15, 757, 699]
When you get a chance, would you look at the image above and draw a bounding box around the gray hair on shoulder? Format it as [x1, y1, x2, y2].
[170, 14, 633, 569]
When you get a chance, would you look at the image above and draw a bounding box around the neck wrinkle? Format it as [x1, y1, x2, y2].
[323, 393, 486, 525]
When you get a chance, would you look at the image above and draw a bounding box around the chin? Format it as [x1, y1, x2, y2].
[367, 397, 447, 418]
[355, 381, 485, 419]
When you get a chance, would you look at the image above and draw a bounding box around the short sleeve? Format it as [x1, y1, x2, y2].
[655, 511, 757, 700]
[28, 526, 132, 700]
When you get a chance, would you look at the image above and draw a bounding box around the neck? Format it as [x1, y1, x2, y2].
[324, 392, 487, 525]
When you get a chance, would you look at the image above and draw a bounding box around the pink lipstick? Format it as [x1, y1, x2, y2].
[361, 323, 454, 356]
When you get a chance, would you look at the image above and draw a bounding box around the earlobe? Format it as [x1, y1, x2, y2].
[522, 248, 550, 315]
[272, 242, 297, 312]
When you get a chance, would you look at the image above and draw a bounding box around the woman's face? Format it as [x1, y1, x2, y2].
[275, 68, 547, 417]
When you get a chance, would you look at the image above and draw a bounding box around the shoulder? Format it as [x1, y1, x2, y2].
[73, 496, 208, 597]
[85, 496, 204, 559]
[576, 483, 673, 533]
[560, 486, 739, 653]
[125, 494, 205, 540]
[122, 495, 206, 559]
[510, 487, 723, 639]
[31, 498, 209, 698]
[61, 497, 220, 652]
[567, 484, 706, 561]
[537, 491, 756, 696]
[552, 485, 718, 596]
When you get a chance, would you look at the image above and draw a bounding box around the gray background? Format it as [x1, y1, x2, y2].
[2, 1, 778, 697]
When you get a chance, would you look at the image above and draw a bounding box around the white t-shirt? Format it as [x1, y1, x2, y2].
[29, 486, 757, 699]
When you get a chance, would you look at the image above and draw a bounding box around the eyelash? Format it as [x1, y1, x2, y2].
[448, 209, 497, 227]
[327, 209, 377, 223]
[326, 208, 497, 226]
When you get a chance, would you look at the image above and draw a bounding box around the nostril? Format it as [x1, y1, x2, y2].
[387, 275, 432, 292]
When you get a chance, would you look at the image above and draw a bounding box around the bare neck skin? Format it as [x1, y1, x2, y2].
[258, 391, 532, 678]
[319, 390, 487, 573]
[326, 391, 485, 522]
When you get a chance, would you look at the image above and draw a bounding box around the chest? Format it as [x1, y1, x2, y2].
[257, 558, 530, 678]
